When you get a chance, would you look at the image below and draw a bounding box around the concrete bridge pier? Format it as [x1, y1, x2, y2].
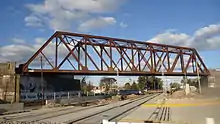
[200, 76, 208, 88]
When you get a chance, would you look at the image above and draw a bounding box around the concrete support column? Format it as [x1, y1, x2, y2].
[15, 74, 20, 102]
[200, 76, 208, 88]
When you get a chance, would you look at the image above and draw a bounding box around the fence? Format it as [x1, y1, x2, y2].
[20, 91, 81, 102]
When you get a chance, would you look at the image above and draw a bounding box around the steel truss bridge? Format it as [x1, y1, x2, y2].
[19, 31, 210, 76]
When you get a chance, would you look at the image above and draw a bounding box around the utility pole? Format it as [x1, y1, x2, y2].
[40, 56, 44, 105]
[116, 67, 119, 85]
[160, 60, 165, 94]
[196, 62, 202, 94]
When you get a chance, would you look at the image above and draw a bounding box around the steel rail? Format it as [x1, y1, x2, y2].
[65, 93, 161, 124]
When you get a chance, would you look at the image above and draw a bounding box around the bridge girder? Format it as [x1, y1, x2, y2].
[20, 31, 210, 76]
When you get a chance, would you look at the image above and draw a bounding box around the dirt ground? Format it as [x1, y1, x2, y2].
[166, 87, 220, 105]
[169, 87, 220, 99]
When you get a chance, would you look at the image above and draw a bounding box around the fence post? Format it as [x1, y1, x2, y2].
[44, 92, 47, 100]
[78, 91, 81, 97]
[102, 120, 109, 124]
[54, 92, 56, 100]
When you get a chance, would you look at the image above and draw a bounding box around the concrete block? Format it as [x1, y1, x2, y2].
[185, 84, 190, 95]
[0, 103, 24, 114]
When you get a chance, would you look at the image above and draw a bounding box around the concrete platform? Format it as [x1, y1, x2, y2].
[119, 94, 167, 123]
[0, 103, 24, 114]
[119, 96, 220, 124]
[167, 98, 220, 124]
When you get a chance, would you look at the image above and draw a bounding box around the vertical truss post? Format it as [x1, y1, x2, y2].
[109, 40, 113, 68]
[55, 37, 58, 69]
[101, 46, 103, 71]
[192, 54, 195, 73]
[78, 43, 81, 70]
[153, 50, 157, 73]
[180, 49, 185, 73]
[120, 47, 123, 71]
[150, 46, 154, 73]
[131, 44, 134, 70]
[138, 51, 141, 71]
[85, 39, 87, 69]
[166, 47, 170, 72]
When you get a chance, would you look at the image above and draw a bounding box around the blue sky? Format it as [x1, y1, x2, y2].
[0, 0, 219, 85]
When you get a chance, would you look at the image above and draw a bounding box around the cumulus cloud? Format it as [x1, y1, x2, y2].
[25, 0, 125, 31]
[35, 38, 46, 44]
[24, 15, 43, 27]
[147, 23, 220, 51]
[11, 38, 26, 44]
[0, 37, 84, 68]
[148, 31, 190, 46]
[119, 22, 128, 28]
[0, 38, 53, 64]
[0, 44, 35, 63]
[78, 17, 116, 32]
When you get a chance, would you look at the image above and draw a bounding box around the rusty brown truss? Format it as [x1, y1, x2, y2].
[20, 31, 210, 76]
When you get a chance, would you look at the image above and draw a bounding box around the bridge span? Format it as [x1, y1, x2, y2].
[18, 31, 210, 76]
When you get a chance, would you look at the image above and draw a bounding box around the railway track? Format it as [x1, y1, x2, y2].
[1, 102, 109, 122]
[0, 93, 161, 124]
[147, 100, 171, 123]
[64, 93, 161, 124]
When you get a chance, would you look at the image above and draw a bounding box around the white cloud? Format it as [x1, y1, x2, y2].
[0, 38, 47, 64]
[120, 22, 128, 28]
[148, 31, 190, 46]
[25, 0, 125, 31]
[78, 17, 116, 31]
[206, 36, 220, 49]
[24, 15, 43, 27]
[0, 44, 35, 63]
[11, 38, 26, 44]
[56, 0, 125, 13]
[194, 24, 220, 38]
[0, 37, 82, 66]
[35, 37, 46, 44]
[147, 23, 220, 51]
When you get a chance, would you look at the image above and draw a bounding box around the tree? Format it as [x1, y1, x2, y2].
[100, 77, 116, 92]
[137, 76, 163, 90]
[86, 81, 94, 92]
[81, 77, 87, 93]
[181, 78, 199, 88]
[124, 83, 131, 90]
[131, 81, 138, 90]
[170, 82, 181, 89]
[154, 77, 163, 90]
[181, 77, 186, 85]
[188, 79, 199, 88]
[137, 76, 148, 91]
